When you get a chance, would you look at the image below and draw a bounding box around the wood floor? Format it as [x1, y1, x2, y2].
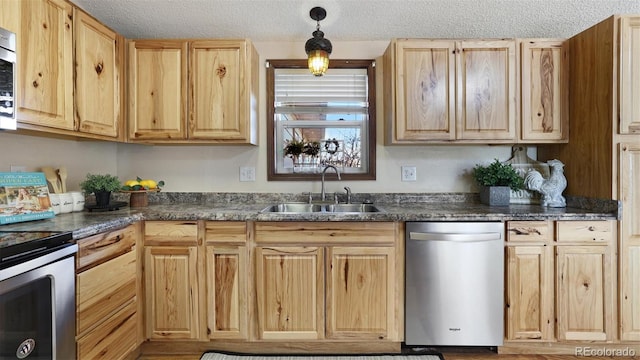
[139, 354, 634, 360]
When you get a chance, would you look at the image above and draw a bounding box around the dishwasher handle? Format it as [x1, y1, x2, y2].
[409, 231, 502, 242]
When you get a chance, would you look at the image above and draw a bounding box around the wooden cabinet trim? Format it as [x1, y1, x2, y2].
[254, 222, 396, 244]
[144, 220, 198, 245]
[205, 221, 247, 244]
[506, 221, 553, 243]
[76, 225, 136, 272]
[555, 220, 614, 243]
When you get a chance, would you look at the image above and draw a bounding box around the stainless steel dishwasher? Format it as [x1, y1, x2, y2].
[405, 222, 504, 346]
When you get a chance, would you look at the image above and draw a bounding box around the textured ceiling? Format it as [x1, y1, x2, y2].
[73, 0, 640, 41]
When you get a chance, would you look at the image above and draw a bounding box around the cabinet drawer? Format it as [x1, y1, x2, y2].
[144, 220, 198, 245]
[255, 222, 396, 244]
[76, 225, 136, 272]
[77, 299, 138, 360]
[77, 250, 137, 335]
[205, 221, 247, 244]
[506, 221, 553, 243]
[556, 221, 614, 243]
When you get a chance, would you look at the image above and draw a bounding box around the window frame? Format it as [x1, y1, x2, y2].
[266, 59, 376, 181]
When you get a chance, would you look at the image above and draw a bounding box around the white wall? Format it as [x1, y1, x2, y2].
[0, 40, 527, 194]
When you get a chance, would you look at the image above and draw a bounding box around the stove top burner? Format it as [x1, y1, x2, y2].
[0, 231, 73, 267]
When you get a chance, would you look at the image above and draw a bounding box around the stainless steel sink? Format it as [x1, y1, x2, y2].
[261, 203, 323, 213]
[260, 203, 383, 213]
[324, 204, 384, 213]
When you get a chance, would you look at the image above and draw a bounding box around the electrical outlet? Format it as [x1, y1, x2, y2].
[239, 166, 256, 182]
[10, 165, 26, 173]
[401, 166, 417, 182]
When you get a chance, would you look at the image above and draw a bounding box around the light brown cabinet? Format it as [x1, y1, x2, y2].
[255, 246, 324, 340]
[128, 39, 258, 144]
[619, 17, 640, 134]
[620, 143, 640, 340]
[74, 8, 124, 140]
[505, 221, 554, 341]
[75, 224, 141, 360]
[15, 0, 74, 131]
[384, 38, 517, 144]
[519, 39, 568, 143]
[204, 221, 249, 340]
[254, 222, 402, 342]
[143, 221, 200, 340]
[537, 14, 640, 342]
[504, 220, 616, 345]
[6, 0, 124, 140]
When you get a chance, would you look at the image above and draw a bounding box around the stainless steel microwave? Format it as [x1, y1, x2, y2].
[0, 27, 16, 130]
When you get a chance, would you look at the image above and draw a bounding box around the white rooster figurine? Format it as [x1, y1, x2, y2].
[524, 159, 567, 207]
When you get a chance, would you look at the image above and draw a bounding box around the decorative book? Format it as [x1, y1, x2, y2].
[0, 172, 55, 225]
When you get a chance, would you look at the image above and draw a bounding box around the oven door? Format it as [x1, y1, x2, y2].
[0, 245, 76, 360]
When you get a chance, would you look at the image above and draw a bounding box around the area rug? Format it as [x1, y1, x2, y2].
[201, 351, 444, 360]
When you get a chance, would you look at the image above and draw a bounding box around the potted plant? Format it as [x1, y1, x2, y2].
[79, 173, 121, 206]
[472, 159, 524, 206]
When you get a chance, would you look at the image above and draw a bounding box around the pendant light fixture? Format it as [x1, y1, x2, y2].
[304, 7, 332, 76]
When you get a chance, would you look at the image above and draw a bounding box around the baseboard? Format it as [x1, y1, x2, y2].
[499, 341, 640, 355]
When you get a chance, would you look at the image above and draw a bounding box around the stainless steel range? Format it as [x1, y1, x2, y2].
[0, 231, 77, 360]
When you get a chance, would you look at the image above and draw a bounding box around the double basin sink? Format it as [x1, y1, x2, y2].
[261, 203, 384, 214]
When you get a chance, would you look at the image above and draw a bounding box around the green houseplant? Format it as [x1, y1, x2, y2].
[79, 173, 121, 206]
[472, 159, 524, 206]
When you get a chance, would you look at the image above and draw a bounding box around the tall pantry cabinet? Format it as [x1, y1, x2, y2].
[538, 14, 640, 341]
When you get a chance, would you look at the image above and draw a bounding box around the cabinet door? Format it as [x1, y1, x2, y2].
[326, 246, 396, 340]
[556, 245, 614, 341]
[255, 246, 324, 340]
[145, 246, 199, 339]
[16, 0, 73, 130]
[205, 245, 248, 339]
[519, 39, 568, 142]
[392, 39, 456, 141]
[619, 17, 640, 134]
[505, 245, 554, 340]
[620, 143, 640, 340]
[189, 40, 252, 141]
[456, 40, 517, 141]
[128, 40, 187, 140]
[0, 0, 20, 33]
[74, 9, 123, 139]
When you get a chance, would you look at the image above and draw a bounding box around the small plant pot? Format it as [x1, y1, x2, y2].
[479, 186, 511, 206]
[95, 191, 111, 207]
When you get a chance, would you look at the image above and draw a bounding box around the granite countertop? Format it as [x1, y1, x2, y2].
[0, 192, 619, 240]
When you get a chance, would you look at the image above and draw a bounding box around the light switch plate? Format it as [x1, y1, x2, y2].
[240, 166, 256, 182]
[401, 166, 417, 182]
[10, 165, 26, 173]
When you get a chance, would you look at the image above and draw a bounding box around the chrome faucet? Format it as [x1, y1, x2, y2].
[321, 165, 341, 202]
[344, 186, 352, 204]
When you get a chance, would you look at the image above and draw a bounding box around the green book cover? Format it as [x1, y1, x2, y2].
[0, 172, 55, 225]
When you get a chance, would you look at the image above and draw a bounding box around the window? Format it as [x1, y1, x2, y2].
[266, 59, 376, 181]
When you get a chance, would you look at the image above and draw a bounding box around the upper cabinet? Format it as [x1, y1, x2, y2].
[74, 8, 125, 140]
[128, 39, 259, 144]
[384, 38, 517, 144]
[16, 0, 74, 131]
[128, 40, 188, 140]
[519, 39, 568, 143]
[6, 0, 124, 140]
[619, 17, 640, 134]
[385, 38, 569, 145]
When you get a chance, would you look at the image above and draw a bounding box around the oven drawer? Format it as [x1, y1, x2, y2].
[76, 225, 136, 272]
[77, 299, 138, 360]
[76, 250, 136, 335]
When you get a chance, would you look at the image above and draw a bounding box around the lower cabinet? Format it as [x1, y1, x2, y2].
[254, 222, 402, 342]
[141, 220, 403, 351]
[505, 220, 616, 344]
[75, 224, 141, 360]
[143, 221, 200, 340]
